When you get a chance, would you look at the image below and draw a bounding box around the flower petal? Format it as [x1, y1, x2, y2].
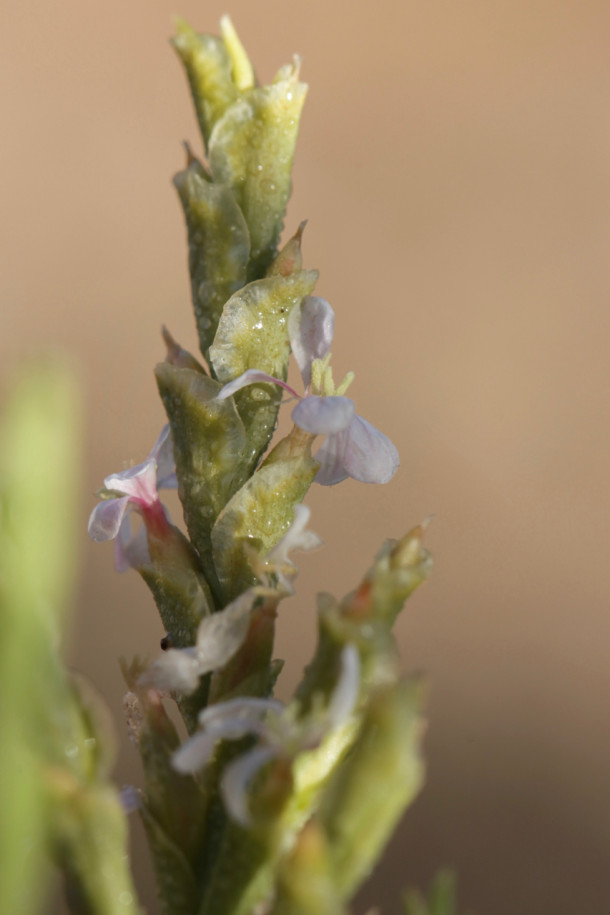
[152, 425, 178, 489]
[342, 415, 399, 484]
[216, 369, 299, 402]
[288, 295, 335, 388]
[88, 495, 131, 542]
[104, 458, 158, 506]
[312, 432, 349, 486]
[265, 504, 322, 589]
[114, 514, 150, 571]
[199, 696, 283, 730]
[292, 395, 355, 435]
[221, 745, 277, 826]
[193, 590, 256, 674]
[142, 647, 201, 694]
[172, 730, 220, 774]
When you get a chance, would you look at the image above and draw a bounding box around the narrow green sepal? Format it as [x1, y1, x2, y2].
[155, 363, 249, 594]
[208, 63, 308, 279]
[211, 450, 319, 602]
[317, 680, 425, 900]
[172, 20, 239, 150]
[173, 158, 249, 360]
[209, 269, 318, 468]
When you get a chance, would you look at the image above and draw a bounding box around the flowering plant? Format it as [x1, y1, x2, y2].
[0, 16, 451, 915]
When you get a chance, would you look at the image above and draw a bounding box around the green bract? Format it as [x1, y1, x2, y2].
[174, 159, 249, 359]
[210, 269, 318, 468]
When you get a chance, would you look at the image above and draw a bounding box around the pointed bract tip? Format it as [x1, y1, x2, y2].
[161, 325, 206, 374]
[389, 522, 432, 571]
[182, 140, 197, 167]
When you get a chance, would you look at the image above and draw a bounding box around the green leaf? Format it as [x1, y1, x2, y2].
[174, 158, 250, 360]
[209, 269, 318, 468]
[209, 61, 308, 279]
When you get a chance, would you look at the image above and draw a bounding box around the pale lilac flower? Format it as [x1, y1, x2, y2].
[172, 644, 361, 826]
[141, 505, 321, 694]
[216, 295, 399, 485]
[88, 425, 177, 571]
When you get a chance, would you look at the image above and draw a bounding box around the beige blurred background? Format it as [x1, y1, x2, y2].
[2, 0, 610, 912]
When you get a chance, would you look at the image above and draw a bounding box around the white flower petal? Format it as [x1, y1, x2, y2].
[142, 647, 201, 694]
[342, 415, 399, 484]
[172, 730, 220, 774]
[266, 504, 322, 573]
[193, 591, 256, 674]
[88, 495, 131, 542]
[221, 745, 278, 826]
[312, 433, 349, 486]
[216, 369, 299, 401]
[288, 295, 335, 388]
[104, 458, 158, 505]
[292, 395, 355, 435]
[199, 696, 283, 729]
